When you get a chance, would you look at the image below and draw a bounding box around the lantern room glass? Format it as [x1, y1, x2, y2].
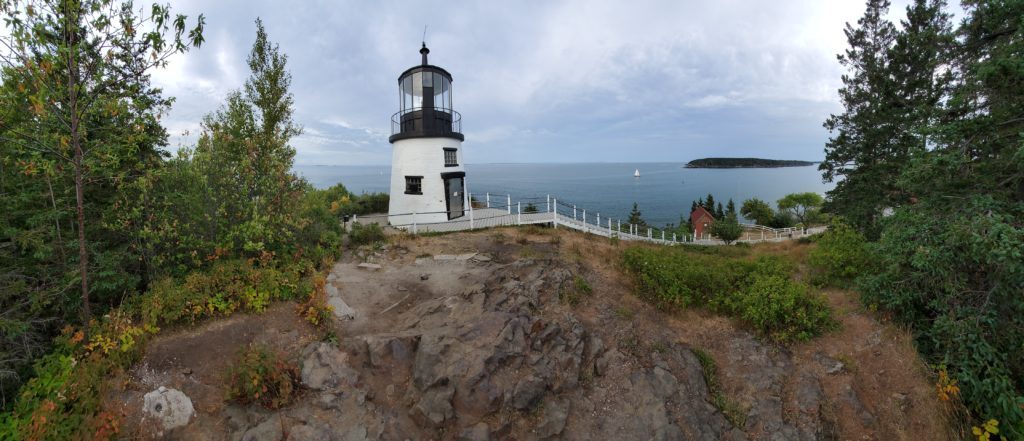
[399, 70, 452, 114]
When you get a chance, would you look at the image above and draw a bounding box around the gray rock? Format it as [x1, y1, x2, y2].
[458, 422, 491, 441]
[433, 254, 458, 261]
[242, 416, 283, 441]
[536, 399, 570, 439]
[412, 385, 455, 427]
[288, 423, 331, 441]
[511, 375, 546, 410]
[357, 262, 382, 270]
[814, 352, 845, 375]
[413, 334, 450, 390]
[301, 342, 359, 391]
[142, 386, 195, 434]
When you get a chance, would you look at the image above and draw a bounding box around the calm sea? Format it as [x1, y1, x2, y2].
[294, 163, 834, 227]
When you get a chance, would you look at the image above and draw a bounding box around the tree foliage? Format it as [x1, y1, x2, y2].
[822, 0, 1024, 434]
[0, 0, 203, 405]
[740, 198, 775, 225]
[777, 192, 823, 226]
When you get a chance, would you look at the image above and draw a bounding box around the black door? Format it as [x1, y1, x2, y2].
[444, 177, 464, 219]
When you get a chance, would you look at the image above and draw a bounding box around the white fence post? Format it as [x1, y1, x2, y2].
[507, 195, 512, 214]
[662, 231, 665, 241]
[608, 217, 611, 233]
[648, 228, 652, 239]
[617, 220, 620, 232]
[517, 202, 522, 225]
[597, 213, 601, 229]
[552, 198, 558, 228]
[546, 195, 550, 213]
[412, 212, 417, 235]
[573, 205, 577, 220]
[582, 209, 587, 233]
[486, 193, 490, 208]
[469, 202, 474, 229]
[673, 233, 676, 242]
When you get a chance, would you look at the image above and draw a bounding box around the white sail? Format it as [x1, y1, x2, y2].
[634, 169, 640, 177]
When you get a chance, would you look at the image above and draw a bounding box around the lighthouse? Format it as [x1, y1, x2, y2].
[387, 43, 466, 227]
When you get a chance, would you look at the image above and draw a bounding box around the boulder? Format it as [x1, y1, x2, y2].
[301, 342, 359, 391]
[536, 399, 570, 439]
[241, 416, 283, 441]
[412, 384, 455, 427]
[142, 386, 195, 434]
[510, 375, 546, 410]
[457, 422, 491, 441]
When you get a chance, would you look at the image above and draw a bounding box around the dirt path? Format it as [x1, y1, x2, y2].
[110, 226, 953, 440]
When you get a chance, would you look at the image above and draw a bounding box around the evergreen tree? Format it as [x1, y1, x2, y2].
[704, 194, 716, 212]
[690, 200, 698, 216]
[627, 202, 646, 228]
[726, 199, 736, 218]
[820, 0, 898, 238]
[715, 202, 724, 220]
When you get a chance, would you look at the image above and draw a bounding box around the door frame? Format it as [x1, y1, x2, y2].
[441, 171, 466, 220]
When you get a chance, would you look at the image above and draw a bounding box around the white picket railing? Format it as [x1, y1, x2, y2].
[350, 192, 826, 246]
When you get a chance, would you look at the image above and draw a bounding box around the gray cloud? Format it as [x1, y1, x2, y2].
[153, 0, 938, 165]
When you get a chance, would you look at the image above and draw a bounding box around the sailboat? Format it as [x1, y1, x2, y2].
[634, 169, 641, 178]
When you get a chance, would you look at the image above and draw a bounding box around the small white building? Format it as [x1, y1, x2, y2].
[387, 44, 466, 227]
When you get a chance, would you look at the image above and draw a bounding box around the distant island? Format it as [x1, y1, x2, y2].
[685, 157, 817, 168]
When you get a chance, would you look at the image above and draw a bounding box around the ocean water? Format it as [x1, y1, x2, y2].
[294, 163, 834, 227]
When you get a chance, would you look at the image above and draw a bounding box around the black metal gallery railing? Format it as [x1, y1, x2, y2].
[389, 108, 462, 141]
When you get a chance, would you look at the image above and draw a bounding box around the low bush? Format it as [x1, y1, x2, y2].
[559, 275, 593, 306]
[623, 247, 835, 344]
[225, 345, 298, 409]
[807, 219, 872, 288]
[348, 222, 386, 247]
[135, 259, 308, 328]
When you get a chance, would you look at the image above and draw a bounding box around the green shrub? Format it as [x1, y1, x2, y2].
[348, 222, 386, 246]
[623, 247, 834, 344]
[136, 259, 306, 328]
[709, 217, 743, 244]
[807, 219, 872, 288]
[858, 198, 1024, 436]
[225, 345, 298, 409]
[735, 275, 835, 344]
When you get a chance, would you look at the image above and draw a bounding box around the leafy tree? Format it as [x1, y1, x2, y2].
[777, 193, 823, 226]
[189, 19, 301, 257]
[709, 216, 743, 245]
[0, 0, 203, 399]
[741, 198, 775, 225]
[627, 202, 646, 227]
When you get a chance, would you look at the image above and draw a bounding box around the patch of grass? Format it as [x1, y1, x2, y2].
[225, 344, 299, 410]
[614, 306, 635, 320]
[693, 348, 747, 428]
[519, 245, 539, 259]
[651, 341, 668, 354]
[609, 234, 621, 247]
[559, 275, 594, 306]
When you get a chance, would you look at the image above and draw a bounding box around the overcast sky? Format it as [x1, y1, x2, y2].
[152, 0, 941, 165]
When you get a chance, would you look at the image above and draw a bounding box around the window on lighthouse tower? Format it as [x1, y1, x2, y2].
[405, 176, 423, 195]
[443, 148, 458, 167]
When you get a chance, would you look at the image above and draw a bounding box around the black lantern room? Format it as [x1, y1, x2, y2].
[389, 44, 464, 143]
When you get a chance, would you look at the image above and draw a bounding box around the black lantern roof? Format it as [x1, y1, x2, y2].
[389, 44, 463, 143]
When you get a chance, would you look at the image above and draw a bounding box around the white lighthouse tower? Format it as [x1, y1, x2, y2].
[387, 44, 466, 227]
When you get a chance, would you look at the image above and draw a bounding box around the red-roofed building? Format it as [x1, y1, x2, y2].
[690, 206, 715, 239]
